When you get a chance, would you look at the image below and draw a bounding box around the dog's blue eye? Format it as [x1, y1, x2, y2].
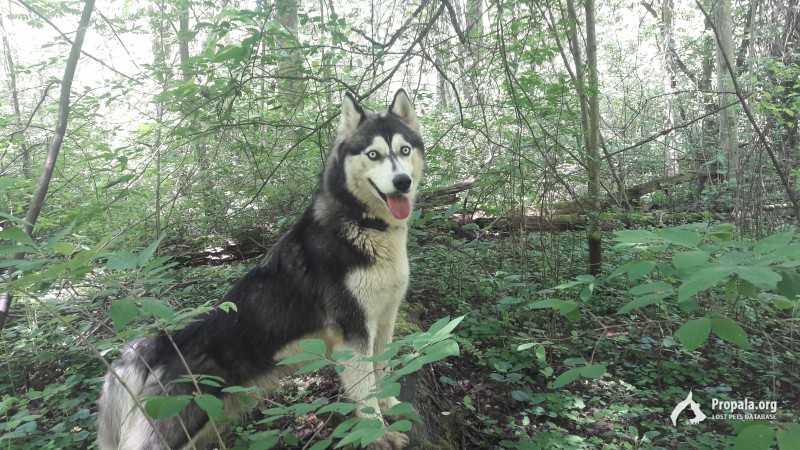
[400, 146, 411, 156]
[366, 150, 379, 160]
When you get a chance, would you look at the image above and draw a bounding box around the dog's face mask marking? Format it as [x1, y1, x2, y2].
[359, 134, 418, 219]
[336, 90, 425, 222]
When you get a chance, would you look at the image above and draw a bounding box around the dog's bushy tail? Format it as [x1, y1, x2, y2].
[97, 340, 149, 450]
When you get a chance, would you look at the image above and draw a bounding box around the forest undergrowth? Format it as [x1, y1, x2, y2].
[1, 211, 798, 449]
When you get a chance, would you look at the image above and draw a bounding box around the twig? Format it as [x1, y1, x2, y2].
[14, 0, 140, 84]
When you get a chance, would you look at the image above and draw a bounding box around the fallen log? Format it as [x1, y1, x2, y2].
[472, 211, 721, 232]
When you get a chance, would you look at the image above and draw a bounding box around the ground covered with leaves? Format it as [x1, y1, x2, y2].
[1, 217, 799, 449]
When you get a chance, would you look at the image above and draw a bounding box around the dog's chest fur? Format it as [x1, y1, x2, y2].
[345, 224, 410, 320]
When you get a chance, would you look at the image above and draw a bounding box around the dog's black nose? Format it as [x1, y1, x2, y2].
[393, 174, 412, 193]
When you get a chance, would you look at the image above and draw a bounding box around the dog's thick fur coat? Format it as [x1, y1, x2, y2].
[98, 90, 425, 449]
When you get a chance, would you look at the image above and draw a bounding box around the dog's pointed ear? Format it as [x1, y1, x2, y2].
[339, 92, 365, 137]
[389, 89, 420, 133]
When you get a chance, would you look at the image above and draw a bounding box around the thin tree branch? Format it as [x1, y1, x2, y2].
[14, 0, 140, 84]
[605, 98, 742, 159]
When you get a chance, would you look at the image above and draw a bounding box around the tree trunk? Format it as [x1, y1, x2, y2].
[465, 0, 483, 106]
[0, 13, 27, 178]
[276, 0, 304, 109]
[698, 32, 716, 190]
[150, 3, 169, 238]
[177, 3, 214, 226]
[0, 0, 96, 332]
[584, 0, 602, 276]
[565, 0, 602, 275]
[662, 0, 679, 176]
[715, 0, 739, 181]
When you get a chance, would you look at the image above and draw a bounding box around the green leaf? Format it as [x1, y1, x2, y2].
[626, 260, 656, 280]
[372, 382, 401, 399]
[139, 298, 174, 321]
[331, 349, 354, 361]
[0, 244, 35, 255]
[672, 251, 710, 274]
[444, 203, 460, 218]
[278, 352, 322, 366]
[709, 223, 735, 242]
[428, 315, 464, 343]
[613, 229, 659, 244]
[737, 280, 758, 298]
[389, 420, 413, 432]
[678, 266, 734, 302]
[383, 402, 416, 417]
[617, 293, 666, 314]
[218, 301, 238, 313]
[103, 174, 135, 189]
[675, 318, 711, 351]
[44, 222, 75, 248]
[249, 432, 280, 450]
[195, 394, 223, 419]
[109, 299, 138, 330]
[629, 281, 673, 296]
[770, 295, 795, 310]
[106, 251, 138, 270]
[579, 363, 606, 379]
[138, 236, 164, 267]
[293, 359, 330, 375]
[145, 395, 192, 419]
[777, 271, 800, 300]
[290, 402, 317, 416]
[221, 385, 263, 394]
[734, 266, 782, 289]
[213, 45, 246, 62]
[422, 339, 460, 358]
[610, 260, 656, 280]
[526, 299, 578, 316]
[734, 422, 775, 450]
[52, 242, 75, 256]
[754, 231, 794, 255]
[335, 427, 384, 449]
[308, 438, 333, 450]
[316, 402, 356, 415]
[0, 176, 18, 190]
[711, 316, 750, 348]
[299, 339, 327, 355]
[0, 227, 34, 245]
[331, 417, 360, 437]
[527, 299, 560, 309]
[551, 367, 581, 388]
[776, 423, 800, 450]
[660, 228, 701, 248]
[563, 357, 587, 365]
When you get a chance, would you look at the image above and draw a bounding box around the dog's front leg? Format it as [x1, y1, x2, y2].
[372, 309, 402, 413]
[336, 339, 409, 450]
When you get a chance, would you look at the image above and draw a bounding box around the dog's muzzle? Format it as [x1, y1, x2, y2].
[368, 178, 412, 220]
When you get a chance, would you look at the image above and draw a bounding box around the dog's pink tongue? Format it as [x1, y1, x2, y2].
[387, 194, 411, 220]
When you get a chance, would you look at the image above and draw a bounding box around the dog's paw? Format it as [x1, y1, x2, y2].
[366, 430, 409, 450]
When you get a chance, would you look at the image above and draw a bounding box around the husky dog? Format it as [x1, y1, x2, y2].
[98, 90, 424, 450]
